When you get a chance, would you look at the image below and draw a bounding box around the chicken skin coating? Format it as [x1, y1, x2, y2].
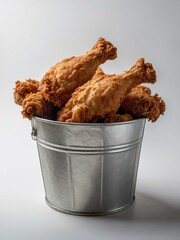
[103, 113, 133, 123]
[120, 86, 166, 122]
[39, 38, 117, 107]
[21, 92, 58, 120]
[57, 58, 156, 123]
[14, 79, 39, 105]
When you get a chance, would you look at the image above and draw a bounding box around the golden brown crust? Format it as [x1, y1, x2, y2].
[104, 113, 133, 123]
[122, 58, 156, 86]
[128, 85, 151, 96]
[120, 86, 166, 122]
[14, 79, 39, 105]
[21, 92, 57, 120]
[57, 58, 156, 123]
[39, 38, 117, 107]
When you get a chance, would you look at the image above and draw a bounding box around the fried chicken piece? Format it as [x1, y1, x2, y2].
[87, 78, 133, 123]
[91, 67, 106, 78]
[129, 85, 152, 95]
[14, 79, 39, 105]
[57, 58, 156, 123]
[39, 37, 117, 107]
[120, 86, 166, 122]
[14, 79, 57, 120]
[104, 113, 133, 123]
[20, 68, 107, 120]
[21, 92, 58, 120]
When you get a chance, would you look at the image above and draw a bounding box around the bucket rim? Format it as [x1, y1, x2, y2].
[32, 117, 146, 127]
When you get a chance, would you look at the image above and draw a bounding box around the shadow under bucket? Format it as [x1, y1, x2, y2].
[31, 117, 146, 216]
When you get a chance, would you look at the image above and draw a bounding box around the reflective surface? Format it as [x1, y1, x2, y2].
[31, 117, 146, 215]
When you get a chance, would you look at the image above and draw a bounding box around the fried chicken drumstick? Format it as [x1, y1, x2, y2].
[21, 92, 58, 120]
[14, 38, 117, 120]
[80, 68, 134, 123]
[14, 79, 39, 105]
[39, 37, 117, 107]
[120, 86, 166, 122]
[57, 58, 156, 123]
[14, 80, 57, 120]
[89, 70, 165, 122]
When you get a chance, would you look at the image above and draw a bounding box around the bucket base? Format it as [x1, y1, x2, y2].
[45, 196, 135, 216]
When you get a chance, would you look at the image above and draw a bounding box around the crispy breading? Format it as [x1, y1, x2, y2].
[57, 58, 156, 122]
[21, 92, 57, 120]
[39, 38, 117, 107]
[120, 86, 166, 122]
[14, 79, 39, 105]
[128, 85, 152, 96]
[104, 113, 133, 123]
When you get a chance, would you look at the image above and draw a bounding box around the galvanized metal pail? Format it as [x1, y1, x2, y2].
[31, 117, 146, 216]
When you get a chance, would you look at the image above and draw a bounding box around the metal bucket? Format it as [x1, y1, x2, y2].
[31, 117, 146, 216]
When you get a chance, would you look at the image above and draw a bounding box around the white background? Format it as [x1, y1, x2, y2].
[0, 0, 180, 239]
